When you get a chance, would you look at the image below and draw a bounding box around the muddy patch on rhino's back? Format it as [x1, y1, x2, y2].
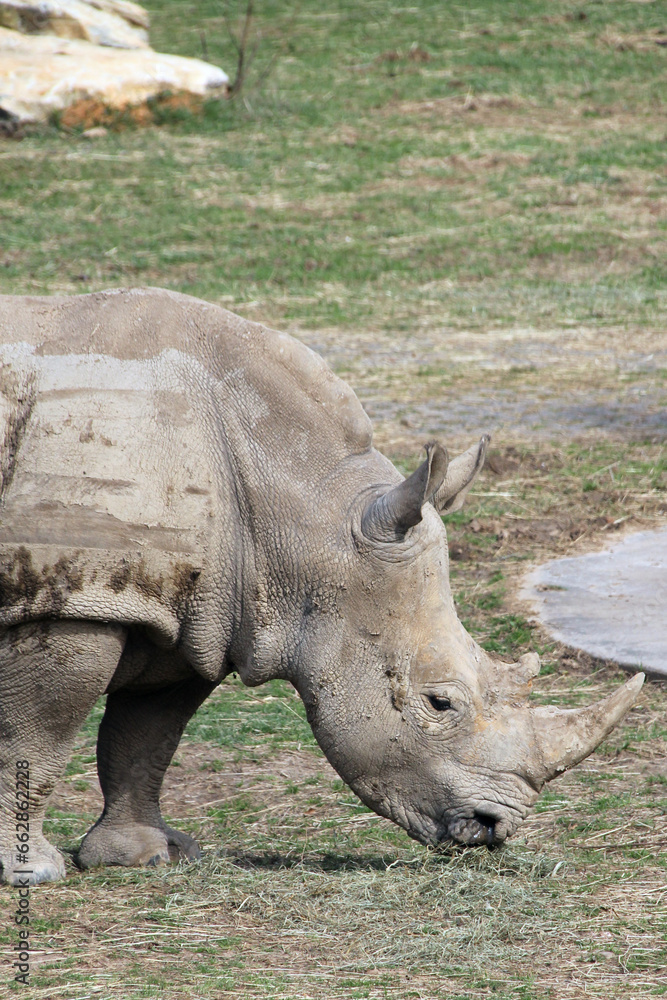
[0, 345, 212, 635]
[0, 540, 204, 641]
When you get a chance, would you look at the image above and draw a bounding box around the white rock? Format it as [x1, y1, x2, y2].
[0, 0, 149, 48]
[0, 27, 229, 123]
[86, 0, 149, 30]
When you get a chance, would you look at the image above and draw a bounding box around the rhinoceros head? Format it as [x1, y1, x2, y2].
[296, 437, 644, 848]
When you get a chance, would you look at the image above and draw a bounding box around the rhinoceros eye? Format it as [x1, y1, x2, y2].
[427, 694, 453, 712]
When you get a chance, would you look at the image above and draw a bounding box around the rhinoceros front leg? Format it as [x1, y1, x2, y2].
[77, 674, 215, 870]
[0, 621, 127, 885]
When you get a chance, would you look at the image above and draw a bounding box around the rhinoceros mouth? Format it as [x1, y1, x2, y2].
[446, 811, 497, 846]
[404, 807, 518, 849]
[356, 780, 525, 849]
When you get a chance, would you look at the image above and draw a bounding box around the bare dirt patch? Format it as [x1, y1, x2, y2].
[301, 321, 666, 459]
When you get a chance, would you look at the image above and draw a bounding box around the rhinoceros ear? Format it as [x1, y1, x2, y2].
[362, 442, 449, 542]
[432, 434, 490, 515]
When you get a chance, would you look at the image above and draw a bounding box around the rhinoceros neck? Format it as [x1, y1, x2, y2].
[0, 288, 377, 684]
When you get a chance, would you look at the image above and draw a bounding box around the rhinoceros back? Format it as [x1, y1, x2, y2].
[0, 288, 373, 662]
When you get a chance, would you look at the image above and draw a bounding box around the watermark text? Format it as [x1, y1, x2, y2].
[13, 760, 31, 985]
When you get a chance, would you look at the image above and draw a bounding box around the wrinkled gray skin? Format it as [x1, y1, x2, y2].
[0, 288, 643, 885]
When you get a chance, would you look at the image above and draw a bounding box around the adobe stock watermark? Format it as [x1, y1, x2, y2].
[12, 760, 32, 986]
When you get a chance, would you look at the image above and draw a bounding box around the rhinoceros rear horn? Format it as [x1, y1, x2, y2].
[433, 434, 490, 515]
[362, 442, 449, 542]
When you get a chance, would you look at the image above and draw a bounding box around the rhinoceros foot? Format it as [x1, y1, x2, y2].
[77, 820, 201, 870]
[162, 824, 202, 862]
[0, 834, 66, 885]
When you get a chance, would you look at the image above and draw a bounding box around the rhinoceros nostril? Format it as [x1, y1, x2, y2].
[473, 810, 496, 845]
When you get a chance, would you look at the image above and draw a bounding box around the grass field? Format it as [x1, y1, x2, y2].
[0, 1, 666, 997]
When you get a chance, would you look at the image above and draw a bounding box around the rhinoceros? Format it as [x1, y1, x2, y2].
[0, 287, 643, 885]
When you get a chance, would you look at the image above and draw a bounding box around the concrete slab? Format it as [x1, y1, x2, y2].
[521, 526, 667, 678]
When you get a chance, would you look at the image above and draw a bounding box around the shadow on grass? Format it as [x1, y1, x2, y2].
[220, 849, 422, 872]
[216, 843, 562, 878]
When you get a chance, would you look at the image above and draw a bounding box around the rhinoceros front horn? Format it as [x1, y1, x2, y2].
[527, 672, 645, 786]
[362, 442, 449, 542]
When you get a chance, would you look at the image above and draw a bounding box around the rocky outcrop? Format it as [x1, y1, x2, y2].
[0, 0, 149, 48]
[0, 1, 228, 126]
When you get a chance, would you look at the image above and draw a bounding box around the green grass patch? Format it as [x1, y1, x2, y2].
[184, 677, 314, 752]
[1, 1, 665, 333]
